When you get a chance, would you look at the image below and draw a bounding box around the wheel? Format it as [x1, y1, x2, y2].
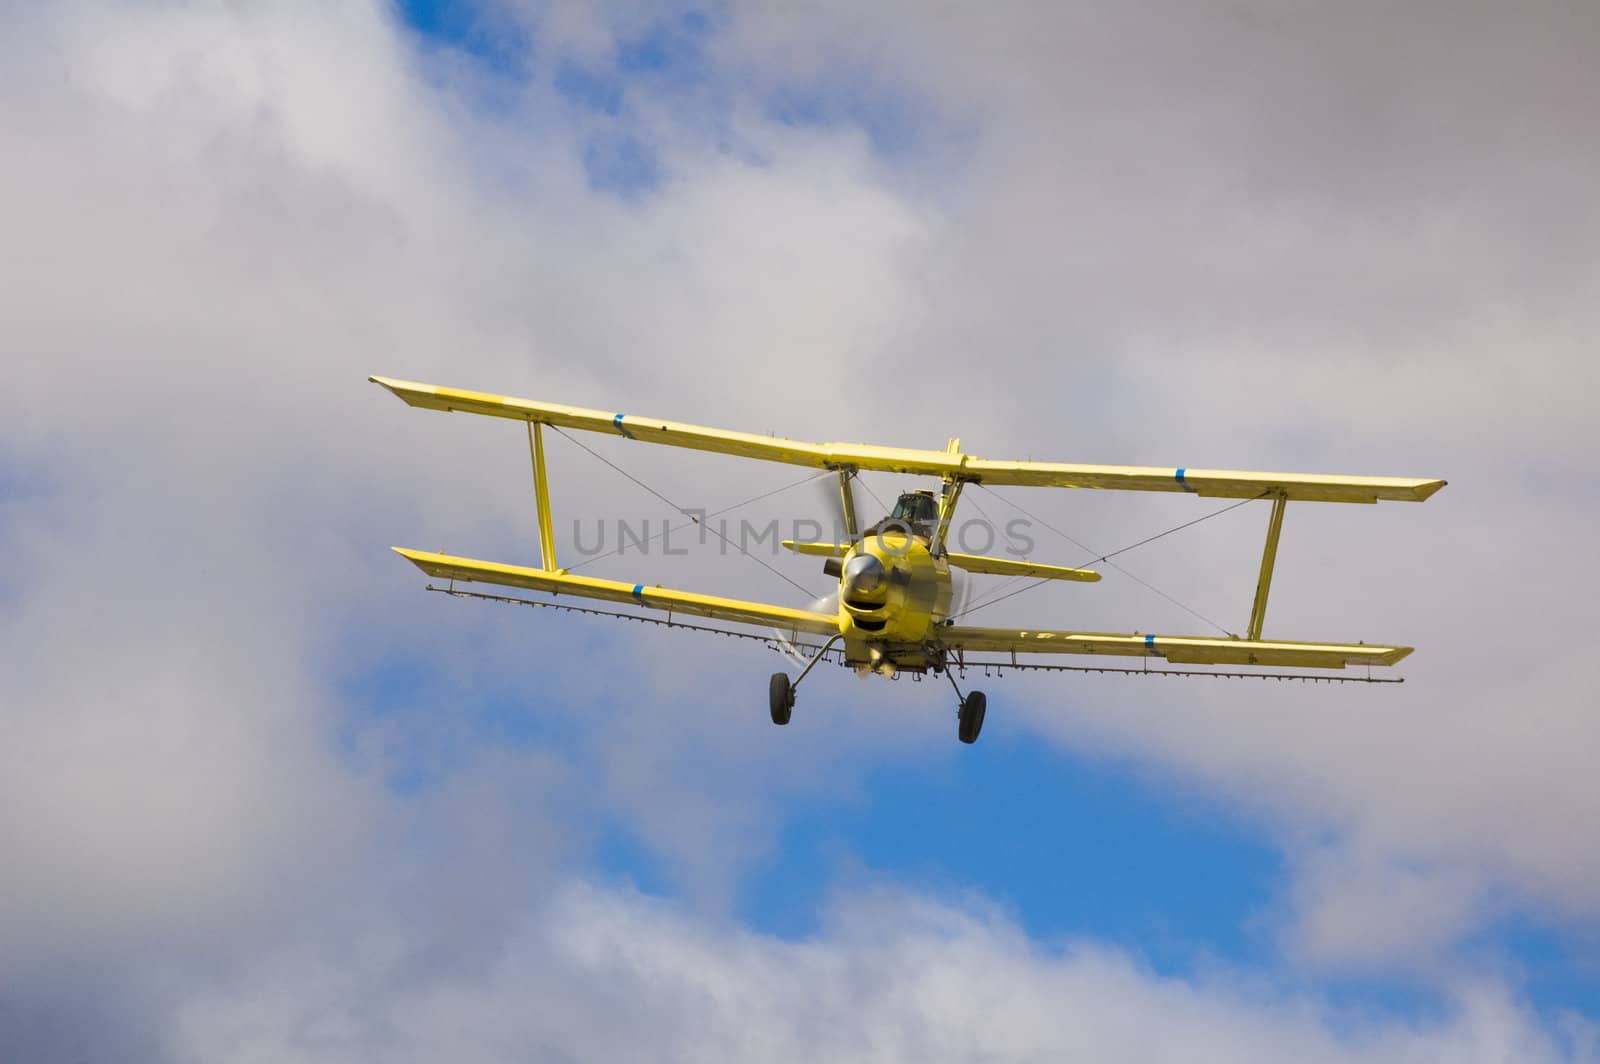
[958, 691, 986, 744]
[769, 672, 794, 726]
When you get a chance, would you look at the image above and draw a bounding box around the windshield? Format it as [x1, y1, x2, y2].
[890, 493, 938, 527]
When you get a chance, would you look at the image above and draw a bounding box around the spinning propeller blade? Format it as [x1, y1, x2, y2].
[950, 566, 972, 620]
[812, 472, 862, 544]
[772, 591, 838, 666]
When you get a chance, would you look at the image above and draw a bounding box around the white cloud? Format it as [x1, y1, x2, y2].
[168, 882, 1598, 1064]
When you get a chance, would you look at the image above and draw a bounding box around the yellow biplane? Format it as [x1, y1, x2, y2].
[373, 375, 1445, 744]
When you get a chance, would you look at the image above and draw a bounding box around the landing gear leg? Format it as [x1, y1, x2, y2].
[769, 633, 841, 727]
[945, 666, 987, 745]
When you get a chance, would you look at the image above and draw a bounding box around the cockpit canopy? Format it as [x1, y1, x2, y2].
[885, 491, 939, 536]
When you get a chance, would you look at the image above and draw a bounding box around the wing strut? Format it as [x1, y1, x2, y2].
[527, 421, 557, 571]
[837, 469, 859, 541]
[1246, 495, 1287, 640]
[931, 437, 964, 556]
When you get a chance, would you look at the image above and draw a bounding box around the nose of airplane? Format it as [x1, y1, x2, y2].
[842, 553, 885, 596]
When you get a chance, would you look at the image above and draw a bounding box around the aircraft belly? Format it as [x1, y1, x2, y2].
[842, 639, 945, 673]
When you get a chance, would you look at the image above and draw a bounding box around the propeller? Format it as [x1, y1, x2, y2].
[811, 471, 863, 546]
[949, 565, 972, 621]
[771, 472, 861, 664]
[772, 589, 839, 667]
[773, 474, 973, 659]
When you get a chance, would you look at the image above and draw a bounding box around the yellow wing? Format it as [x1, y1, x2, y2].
[941, 625, 1411, 669]
[393, 548, 839, 637]
[943, 552, 1101, 582]
[370, 377, 1445, 504]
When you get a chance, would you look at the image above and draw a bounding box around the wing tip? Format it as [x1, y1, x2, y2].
[370, 375, 438, 406]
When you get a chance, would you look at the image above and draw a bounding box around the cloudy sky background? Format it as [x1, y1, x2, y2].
[3, 0, 1598, 1059]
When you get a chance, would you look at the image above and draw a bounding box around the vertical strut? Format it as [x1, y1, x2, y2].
[528, 421, 557, 571]
[837, 469, 859, 541]
[1246, 495, 1287, 641]
[932, 479, 965, 556]
[931, 438, 965, 557]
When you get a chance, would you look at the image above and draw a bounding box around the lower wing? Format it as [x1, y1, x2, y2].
[941, 625, 1411, 669]
[392, 548, 839, 638]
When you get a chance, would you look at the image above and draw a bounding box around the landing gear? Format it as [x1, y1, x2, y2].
[946, 666, 986, 744]
[769, 672, 794, 726]
[767, 633, 841, 727]
[958, 690, 987, 744]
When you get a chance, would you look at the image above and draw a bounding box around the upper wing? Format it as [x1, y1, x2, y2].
[371, 376, 1445, 504]
[942, 625, 1411, 669]
[393, 548, 839, 637]
[961, 462, 1443, 503]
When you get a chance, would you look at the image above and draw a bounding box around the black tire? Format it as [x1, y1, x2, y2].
[769, 672, 794, 726]
[958, 691, 987, 744]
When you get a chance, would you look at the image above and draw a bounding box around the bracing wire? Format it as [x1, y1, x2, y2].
[548, 425, 818, 599]
[564, 467, 836, 573]
[852, 474, 891, 516]
[951, 487, 1263, 630]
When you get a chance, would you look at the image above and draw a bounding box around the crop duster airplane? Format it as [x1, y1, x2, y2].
[372, 376, 1445, 744]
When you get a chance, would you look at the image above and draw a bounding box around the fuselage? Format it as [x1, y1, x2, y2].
[834, 532, 953, 671]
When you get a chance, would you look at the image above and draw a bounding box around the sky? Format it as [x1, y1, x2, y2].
[2, 0, 1599, 1059]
